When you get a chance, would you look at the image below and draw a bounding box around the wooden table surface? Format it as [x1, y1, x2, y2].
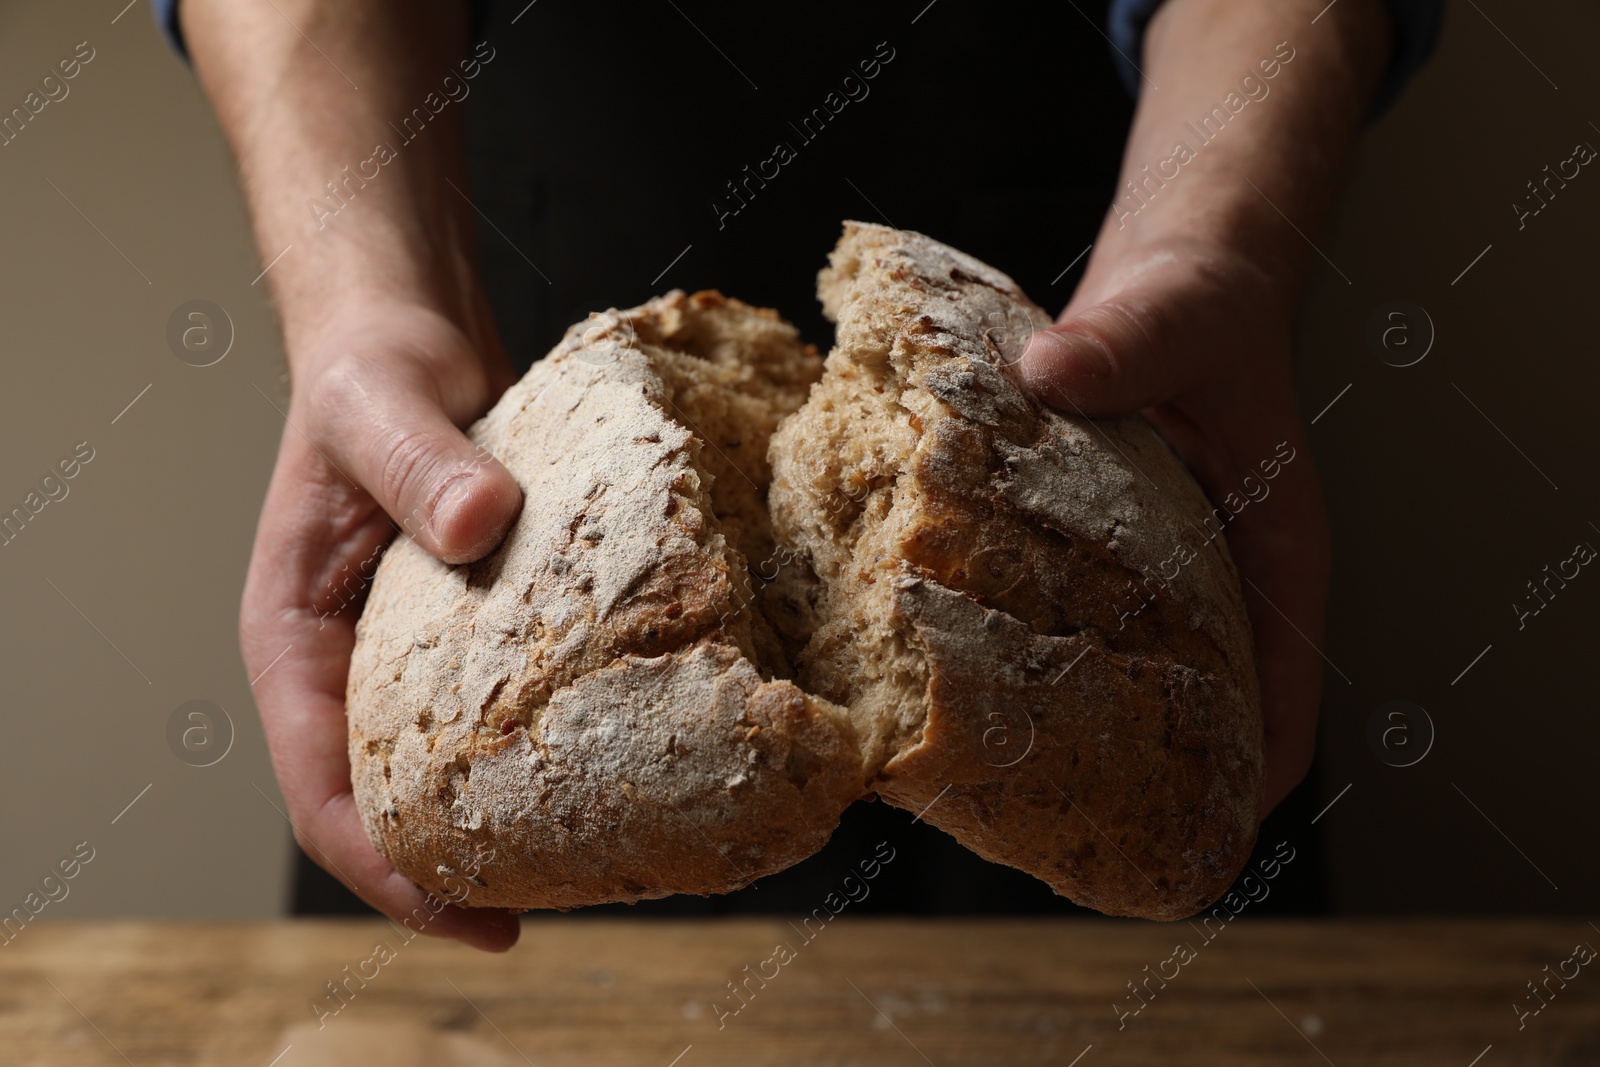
[1, 919, 1596, 1065]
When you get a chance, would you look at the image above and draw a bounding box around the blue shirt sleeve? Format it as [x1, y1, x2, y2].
[1106, 0, 1445, 119]
[153, 0, 492, 59]
[153, 0, 182, 53]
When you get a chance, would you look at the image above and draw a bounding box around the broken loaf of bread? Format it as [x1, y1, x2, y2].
[346, 222, 1263, 920]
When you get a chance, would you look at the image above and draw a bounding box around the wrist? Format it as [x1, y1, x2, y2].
[285, 300, 502, 425]
[1070, 228, 1294, 329]
[272, 216, 495, 369]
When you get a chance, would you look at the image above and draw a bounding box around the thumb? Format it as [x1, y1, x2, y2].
[1018, 300, 1202, 417]
[311, 362, 524, 565]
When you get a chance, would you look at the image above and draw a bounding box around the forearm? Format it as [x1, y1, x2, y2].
[1079, 0, 1391, 306]
[181, 0, 487, 360]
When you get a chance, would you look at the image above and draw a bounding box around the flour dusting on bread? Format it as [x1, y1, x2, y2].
[347, 228, 1263, 919]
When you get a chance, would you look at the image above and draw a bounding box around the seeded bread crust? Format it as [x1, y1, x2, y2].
[347, 229, 1263, 919]
[346, 291, 865, 909]
[766, 223, 1262, 918]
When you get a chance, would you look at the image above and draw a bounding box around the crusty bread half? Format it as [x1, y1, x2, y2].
[346, 291, 865, 909]
[768, 222, 1262, 918]
[346, 225, 1263, 919]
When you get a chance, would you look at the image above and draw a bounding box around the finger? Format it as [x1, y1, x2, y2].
[1019, 295, 1225, 418]
[1143, 380, 1328, 816]
[308, 356, 523, 565]
[1201, 430, 1329, 814]
[241, 434, 521, 951]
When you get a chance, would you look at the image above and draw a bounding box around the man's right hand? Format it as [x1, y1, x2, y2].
[239, 302, 523, 950]
[180, 0, 534, 946]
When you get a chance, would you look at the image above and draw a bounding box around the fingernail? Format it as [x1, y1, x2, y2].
[430, 469, 522, 563]
[429, 475, 476, 543]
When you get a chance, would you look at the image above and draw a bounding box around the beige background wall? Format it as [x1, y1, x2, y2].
[0, 0, 1593, 919]
[0, 1, 289, 918]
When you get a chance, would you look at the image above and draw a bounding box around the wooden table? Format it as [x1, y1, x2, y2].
[1, 920, 1595, 1065]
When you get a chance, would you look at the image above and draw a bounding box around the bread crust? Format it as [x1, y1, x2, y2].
[348, 231, 1263, 919]
[768, 222, 1262, 919]
[346, 292, 864, 909]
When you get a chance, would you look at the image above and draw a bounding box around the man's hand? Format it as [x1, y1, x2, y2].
[239, 303, 524, 950]
[1022, 0, 1391, 815]
[182, 0, 528, 946]
[1021, 240, 1328, 812]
